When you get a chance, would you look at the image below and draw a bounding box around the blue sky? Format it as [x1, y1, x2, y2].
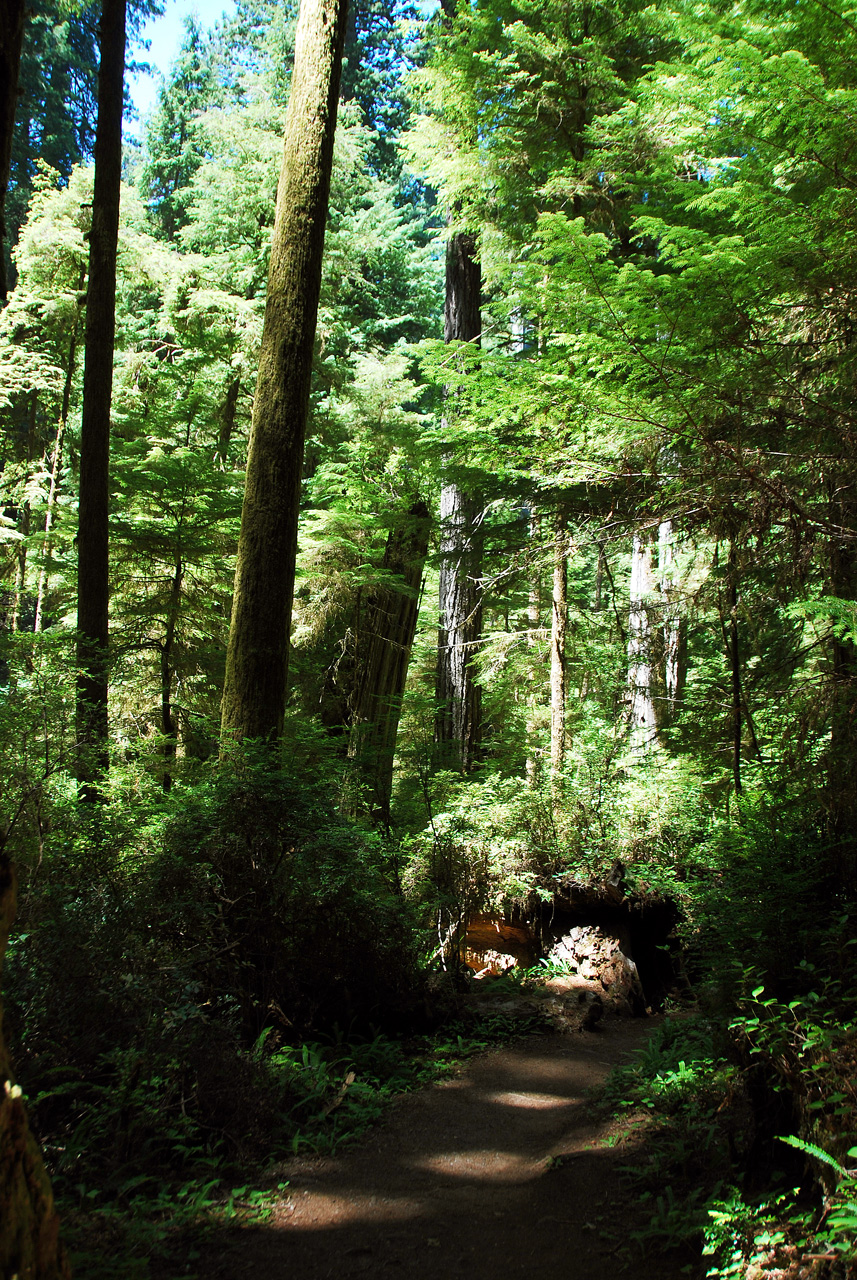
[129, 0, 237, 120]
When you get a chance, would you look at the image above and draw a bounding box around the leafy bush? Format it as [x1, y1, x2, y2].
[4, 745, 420, 1200]
[163, 745, 419, 1034]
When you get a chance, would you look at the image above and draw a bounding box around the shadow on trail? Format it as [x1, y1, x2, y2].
[194, 1020, 693, 1280]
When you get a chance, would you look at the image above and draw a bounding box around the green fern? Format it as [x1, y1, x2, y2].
[777, 1135, 857, 1178]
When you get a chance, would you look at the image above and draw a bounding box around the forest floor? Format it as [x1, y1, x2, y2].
[189, 983, 696, 1280]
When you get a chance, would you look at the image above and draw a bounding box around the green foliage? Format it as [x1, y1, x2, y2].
[340, 0, 422, 178]
[702, 1187, 795, 1280]
[0, 630, 75, 858]
[2, 748, 419, 1210]
[5, 0, 100, 283]
[6, 1, 857, 1276]
[599, 1015, 738, 1256]
[140, 17, 225, 240]
[596, 920, 857, 1277]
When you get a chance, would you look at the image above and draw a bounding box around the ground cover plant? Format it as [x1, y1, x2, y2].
[594, 900, 857, 1278]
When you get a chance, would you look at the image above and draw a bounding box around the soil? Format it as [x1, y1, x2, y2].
[195, 985, 694, 1280]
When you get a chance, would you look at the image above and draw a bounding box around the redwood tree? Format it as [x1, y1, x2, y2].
[0, 0, 26, 302]
[76, 0, 127, 792]
[435, 230, 483, 772]
[220, 0, 348, 745]
[346, 500, 431, 825]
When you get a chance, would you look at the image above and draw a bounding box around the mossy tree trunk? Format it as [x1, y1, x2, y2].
[0, 855, 70, 1279]
[76, 0, 126, 795]
[220, 0, 348, 746]
[217, 377, 241, 463]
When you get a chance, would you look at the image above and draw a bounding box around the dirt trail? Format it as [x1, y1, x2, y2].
[198, 1011, 693, 1280]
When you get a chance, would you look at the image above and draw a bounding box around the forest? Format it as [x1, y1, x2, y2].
[1, 0, 857, 1275]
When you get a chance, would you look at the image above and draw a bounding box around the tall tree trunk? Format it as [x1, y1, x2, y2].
[160, 552, 184, 792]
[627, 531, 657, 750]
[33, 417, 64, 635]
[550, 503, 568, 776]
[346, 500, 430, 826]
[657, 519, 684, 723]
[435, 230, 482, 772]
[0, 856, 70, 1279]
[217, 376, 240, 463]
[0, 0, 26, 303]
[220, 0, 348, 747]
[11, 392, 37, 632]
[75, 0, 126, 796]
[727, 541, 742, 798]
[827, 469, 857, 884]
[35, 293, 82, 634]
[525, 508, 542, 786]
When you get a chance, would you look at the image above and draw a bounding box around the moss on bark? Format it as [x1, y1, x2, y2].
[220, 0, 348, 746]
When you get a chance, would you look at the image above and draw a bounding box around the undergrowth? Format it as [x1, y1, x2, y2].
[599, 961, 857, 1280]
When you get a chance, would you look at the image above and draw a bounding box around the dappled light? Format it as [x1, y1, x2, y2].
[193, 1020, 689, 1280]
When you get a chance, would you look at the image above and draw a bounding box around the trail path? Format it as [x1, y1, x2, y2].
[198, 1009, 692, 1280]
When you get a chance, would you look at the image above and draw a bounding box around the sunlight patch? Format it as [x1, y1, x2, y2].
[409, 1152, 537, 1181]
[287, 1192, 423, 1227]
[481, 1091, 572, 1110]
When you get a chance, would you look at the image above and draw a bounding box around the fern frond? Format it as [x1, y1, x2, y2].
[778, 1135, 849, 1176]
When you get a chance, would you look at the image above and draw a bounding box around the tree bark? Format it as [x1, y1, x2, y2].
[217, 376, 240, 463]
[220, 0, 348, 746]
[0, 856, 70, 1279]
[435, 231, 482, 772]
[160, 552, 184, 792]
[346, 500, 430, 826]
[727, 541, 742, 798]
[550, 504, 568, 775]
[0, 0, 26, 303]
[627, 531, 657, 750]
[76, 0, 126, 796]
[657, 519, 684, 724]
[525, 508, 542, 786]
[36, 288, 83, 634]
[827, 469, 857, 884]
